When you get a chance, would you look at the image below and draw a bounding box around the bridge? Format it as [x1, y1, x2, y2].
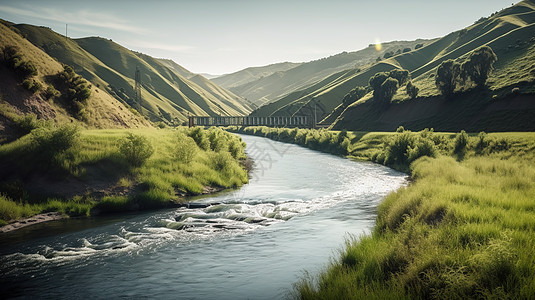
[188, 115, 312, 128]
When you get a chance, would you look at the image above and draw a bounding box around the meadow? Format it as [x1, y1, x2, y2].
[226, 126, 535, 299]
[0, 124, 248, 225]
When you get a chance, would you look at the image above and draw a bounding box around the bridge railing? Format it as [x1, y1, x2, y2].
[188, 116, 312, 128]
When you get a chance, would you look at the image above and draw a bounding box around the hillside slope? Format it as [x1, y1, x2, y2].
[252, 0, 535, 132]
[212, 62, 302, 91]
[13, 23, 252, 124]
[331, 0, 535, 131]
[228, 40, 432, 107]
[0, 21, 151, 141]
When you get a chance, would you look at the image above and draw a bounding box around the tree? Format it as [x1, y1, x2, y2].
[369, 72, 390, 98]
[369, 72, 399, 106]
[406, 80, 419, 99]
[415, 43, 424, 49]
[461, 46, 497, 88]
[342, 86, 368, 107]
[436, 59, 462, 98]
[380, 78, 399, 104]
[389, 69, 410, 86]
[384, 51, 394, 59]
[403, 47, 411, 53]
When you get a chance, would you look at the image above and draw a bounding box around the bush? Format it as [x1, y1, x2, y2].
[415, 43, 424, 49]
[175, 133, 198, 163]
[188, 127, 211, 150]
[119, 133, 154, 167]
[22, 79, 42, 94]
[14, 113, 45, 135]
[453, 130, 469, 156]
[475, 132, 489, 153]
[385, 131, 415, 166]
[210, 152, 233, 172]
[55, 65, 92, 118]
[15, 60, 38, 80]
[31, 124, 79, 166]
[43, 85, 61, 100]
[406, 81, 419, 99]
[408, 138, 436, 163]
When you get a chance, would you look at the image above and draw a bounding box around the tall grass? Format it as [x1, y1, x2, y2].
[0, 127, 248, 223]
[227, 126, 535, 299]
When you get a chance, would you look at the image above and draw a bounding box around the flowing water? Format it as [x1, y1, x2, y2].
[0, 135, 407, 299]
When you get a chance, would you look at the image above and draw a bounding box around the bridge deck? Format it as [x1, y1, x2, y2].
[188, 116, 312, 128]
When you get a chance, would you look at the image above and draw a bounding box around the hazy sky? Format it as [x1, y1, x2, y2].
[0, 0, 518, 75]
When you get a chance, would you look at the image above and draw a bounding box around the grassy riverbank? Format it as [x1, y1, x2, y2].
[0, 125, 248, 226]
[226, 126, 535, 299]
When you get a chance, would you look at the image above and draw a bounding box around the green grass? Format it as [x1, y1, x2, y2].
[229, 126, 535, 299]
[0, 126, 248, 223]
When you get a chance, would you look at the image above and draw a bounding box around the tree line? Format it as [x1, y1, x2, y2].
[342, 45, 497, 108]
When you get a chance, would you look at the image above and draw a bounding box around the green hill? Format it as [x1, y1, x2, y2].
[0, 20, 151, 141]
[11, 23, 252, 125]
[212, 62, 302, 94]
[225, 40, 433, 107]
[251, 0, 535, 132]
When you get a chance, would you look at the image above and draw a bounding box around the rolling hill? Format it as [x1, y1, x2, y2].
[9, 22, 253, 125]
[212, 62, 302, 91]
[220, 40, 433, 107]
[0, 20, 151, 141]
[250, 0, 535, 132]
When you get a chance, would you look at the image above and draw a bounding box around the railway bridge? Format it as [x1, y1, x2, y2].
[188, 115, 312, 128]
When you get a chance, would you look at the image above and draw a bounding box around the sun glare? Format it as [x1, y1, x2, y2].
[375, 38, 382, 51]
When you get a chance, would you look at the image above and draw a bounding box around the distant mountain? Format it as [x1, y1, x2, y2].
[0, 19, 151, 140]
[11, 23, 252, 125]
[219, 40, 432, 107]
[211, 62, 302, 103]
[250, 0, 535, 132]
[199, 73, 220, 80]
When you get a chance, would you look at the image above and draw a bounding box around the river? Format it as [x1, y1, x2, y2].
[0, 135, 407, 299]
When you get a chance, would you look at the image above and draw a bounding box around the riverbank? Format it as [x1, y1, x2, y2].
[226, 126, 535, 299]
[0, 126, 249, 229]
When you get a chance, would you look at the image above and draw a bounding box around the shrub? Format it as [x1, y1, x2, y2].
[408, 138, 436, 163]
[14, 113, 45, 135]
[406, 80, 419, 99]
[228, 139, 245, 159]
[385, 131, 415, 166]
[55, 65, 92, 118]
[210, 152, 233, 172]
[22, 79, 42, 94]
[43, 85, 61, 100]
[31, 124, 80, 167]
[188, 127, 211, 150]
[475, 132, 489, 153]
[175, 133, 198, 163]
[453, 130, 469, 155]
[119, 133, 154, 167]
[15, 60, 38, 80]
[415, 43, 424, 49]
